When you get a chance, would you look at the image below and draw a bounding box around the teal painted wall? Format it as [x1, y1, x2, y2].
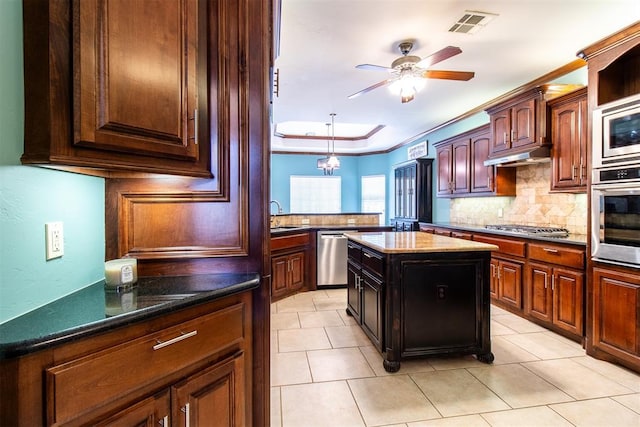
[270, 113, 489, 225]
[0, 0, 106, 324]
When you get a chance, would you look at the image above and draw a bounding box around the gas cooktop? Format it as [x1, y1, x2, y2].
[485, 224, 570, 237]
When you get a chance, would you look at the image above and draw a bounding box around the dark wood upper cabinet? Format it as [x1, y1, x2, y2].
[22, 0, 211, 177]
[548, 87, 588, 192]
[434, 125, 515, 198]
[75, 0, 200, 160]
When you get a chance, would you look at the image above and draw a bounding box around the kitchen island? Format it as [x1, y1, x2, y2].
[345, 231, 498, 372]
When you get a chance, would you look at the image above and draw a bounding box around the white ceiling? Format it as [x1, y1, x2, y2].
[271, 0, 640, 154]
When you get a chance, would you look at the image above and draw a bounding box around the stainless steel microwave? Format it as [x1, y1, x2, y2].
[591, 165, 640, 267]
[592, 93, 640, 169]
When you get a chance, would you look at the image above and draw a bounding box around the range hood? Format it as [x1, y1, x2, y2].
[483, 146, 551, 167]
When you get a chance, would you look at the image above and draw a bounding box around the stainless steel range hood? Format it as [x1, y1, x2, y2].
[483, 146, 551, 167]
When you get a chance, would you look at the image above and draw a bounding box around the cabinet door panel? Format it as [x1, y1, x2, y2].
[593, 268, 639, 356]
[361, 272, 383, 349]
[527, 263, 552, 322]
[271, 255, 288, 297]
[347, 261, 362, 323]
[95, 390, 170, 427]
[76, 0, 198, 160]
[471, 133, 492, 193]
[436, 146, 452, 195]
[172, 353, 245, 427]
[490, 110, 511, 154]
[553, 268, 583, 335]
[452, 140, 470, 194]
[499, 260, 522, 309]
[289, 252, 305, 289]
[511, 99, 536, 148]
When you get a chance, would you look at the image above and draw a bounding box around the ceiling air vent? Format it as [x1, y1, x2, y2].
[449, 11, 498, 34]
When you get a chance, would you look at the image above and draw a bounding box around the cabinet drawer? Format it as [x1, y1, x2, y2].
[529, 243, 584, 269]
[362, 249, 384, 277]
[451, 231, 472, 240]
[473, 235, 526, 258]
[46, 302, 246, 425]
[271, 233, 310, 251]
[348, 242, 362, 263]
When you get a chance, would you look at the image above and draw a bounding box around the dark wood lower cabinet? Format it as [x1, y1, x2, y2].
[2, 292, 252, 426]
[172, 353, 245, 426]
[590, 266, 640, 371]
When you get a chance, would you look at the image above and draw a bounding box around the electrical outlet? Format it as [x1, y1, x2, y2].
[497, 208, 504, 218]
[347, 218, 356, 225]
[301, 218, 310, 225]
[45, 222, 64, 260]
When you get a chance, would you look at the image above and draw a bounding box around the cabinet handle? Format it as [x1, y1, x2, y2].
[503, 132, 508, 143]
[189, 109, 199, 145]
[159, 415, 169, 426]
[363, 252, 372, 258]
[511, 129, 516, 142]
[543, 248, 559, 254]
[572, 163, 577, 180]
[182, 403, 190, 427]
[497, 267, 501, 280]
[551, 275, 555, 291]
[580, 161, 586, 181]
[153, 330, 198, 350]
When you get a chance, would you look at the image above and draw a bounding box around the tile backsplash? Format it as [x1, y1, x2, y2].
[449, 162, 588, 235]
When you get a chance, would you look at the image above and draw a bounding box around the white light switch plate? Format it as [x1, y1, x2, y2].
[45, 222, 64, 260]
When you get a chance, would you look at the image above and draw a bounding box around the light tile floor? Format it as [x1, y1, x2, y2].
[270, 289, 640, 427]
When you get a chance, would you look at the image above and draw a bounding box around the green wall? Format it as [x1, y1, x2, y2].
[0, 0, 106, 324]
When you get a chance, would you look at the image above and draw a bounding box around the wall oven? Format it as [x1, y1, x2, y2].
[592, 93, 640, 169]
[591, 165, 640, 267]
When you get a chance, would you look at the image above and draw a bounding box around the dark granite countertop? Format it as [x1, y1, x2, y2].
[0, 273, 260, 359]
[423, 223, 588, 246]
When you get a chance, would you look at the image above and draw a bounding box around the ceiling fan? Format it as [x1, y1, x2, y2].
[348, 42, 475, 103]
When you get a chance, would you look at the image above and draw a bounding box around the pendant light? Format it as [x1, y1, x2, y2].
[317, 113, 340, 175]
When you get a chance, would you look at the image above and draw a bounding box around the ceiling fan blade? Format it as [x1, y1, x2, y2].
[355, 64, 394, 72]
[348, 78, 395, 99]
[415, 46, 462, 68]
[422, 70, 475, 81]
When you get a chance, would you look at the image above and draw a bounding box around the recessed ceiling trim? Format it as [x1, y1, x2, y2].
[274, 124, 385, 141]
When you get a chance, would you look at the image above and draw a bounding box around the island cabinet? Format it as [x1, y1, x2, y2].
[473, 234, 526, 313]
[434, 125, 516, 198]
[0, 291, 252, 426]
[392, 158, 433, 231]
[548, 87, 588, 192]
[525, 242, 585, 338]
[346, 241, 384, 350]
[345, 232, 496, 372]
[270, 232, 312, 301]
[21, 0, 213, 177]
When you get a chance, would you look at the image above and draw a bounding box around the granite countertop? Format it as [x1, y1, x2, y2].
[345, 231, 499, 254]
[0, 273, 260, 359]
[270, 225, 391, 234]
[426, 223, 588, 246]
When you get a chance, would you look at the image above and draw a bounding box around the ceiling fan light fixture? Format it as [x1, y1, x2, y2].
[389, 70, 425, 102]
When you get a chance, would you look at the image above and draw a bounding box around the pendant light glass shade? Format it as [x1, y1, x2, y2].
[317, 113, 340, 175]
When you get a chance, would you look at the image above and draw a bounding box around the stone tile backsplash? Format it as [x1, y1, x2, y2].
[449, 162, 588, 235]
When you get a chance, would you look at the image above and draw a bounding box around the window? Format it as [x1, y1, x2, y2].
[290, 176, 341, 213]
[361, 175, 385, 225]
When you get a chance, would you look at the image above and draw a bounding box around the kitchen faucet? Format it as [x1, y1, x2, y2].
[270, 200, 283, 215]
[270, 200, 283, 228]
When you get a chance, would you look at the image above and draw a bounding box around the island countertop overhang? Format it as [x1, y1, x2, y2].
[344, 231, 499, 254]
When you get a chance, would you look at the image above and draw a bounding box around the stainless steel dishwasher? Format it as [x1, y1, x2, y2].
[317, 230, 350, 287]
